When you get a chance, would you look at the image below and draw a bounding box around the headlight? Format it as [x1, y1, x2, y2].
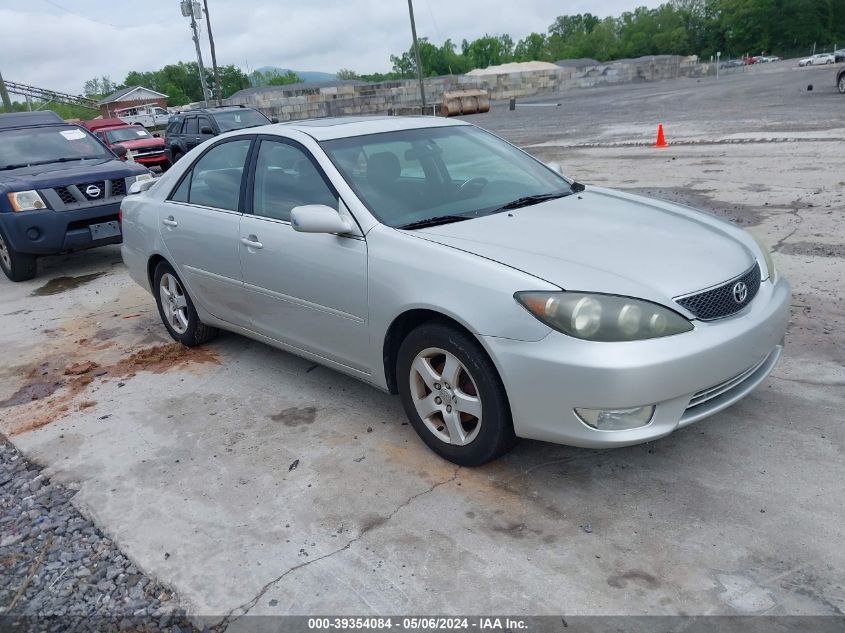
[7, 191, 48, 212]
[515, 291, 693, 342]
[749, 232, 776, 282]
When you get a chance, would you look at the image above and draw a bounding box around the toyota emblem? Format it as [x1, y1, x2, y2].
[732, 281, 748, 304]
[85, 184, 102, 198]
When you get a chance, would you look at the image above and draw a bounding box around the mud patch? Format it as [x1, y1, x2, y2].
[270, 406, 317, 427]
[777, 241, 845, 258]
[619, 186, 766, 226]
[2, 343, 219, 436]
[607, 570, 661, 589]
[31, 273, 105, 297]
[100, 343, 220, 378]
[0, 381, 63, 408]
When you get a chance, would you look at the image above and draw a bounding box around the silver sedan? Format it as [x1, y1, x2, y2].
[121, 116, 789, 465]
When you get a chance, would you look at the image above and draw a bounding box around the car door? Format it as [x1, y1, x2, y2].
[238, 136, 370, 372]
[196, 115, 216, 144]
[159, 136, 253, 327]
[183, 116, 201, 151]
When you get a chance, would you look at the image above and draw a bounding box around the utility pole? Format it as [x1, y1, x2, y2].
[202, 0, 223, 106]
[0, 70, 12, 111]
[407, 0, 426, 113]
[181, 0, 210, 107]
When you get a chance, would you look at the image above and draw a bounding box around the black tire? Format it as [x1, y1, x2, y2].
[396, 322, 516, 466]
[152, 261, 218, 347]
[839, 73, 845, 94]
[0, 227, 37, 282]
[159, 160, 172, 173]
[171, 149, 183, 163]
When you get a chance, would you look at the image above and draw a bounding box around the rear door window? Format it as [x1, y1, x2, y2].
[170, 138, 252, 211]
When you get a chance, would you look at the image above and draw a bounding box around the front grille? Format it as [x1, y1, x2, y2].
[675, 264, 761, 320]
[55, 186, 76, 205]
[48, 178, 128, 208]
[78, 181, 106, 201]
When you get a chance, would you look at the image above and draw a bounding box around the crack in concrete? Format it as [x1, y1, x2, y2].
[772, 228, 799, 253]
[214, 465, 461, 630]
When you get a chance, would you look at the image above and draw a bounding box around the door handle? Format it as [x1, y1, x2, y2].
[240, 236, 263, 250]
[162, 216, 178, 227]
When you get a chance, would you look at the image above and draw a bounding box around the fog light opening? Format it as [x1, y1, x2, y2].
[575, 405, 655, 431]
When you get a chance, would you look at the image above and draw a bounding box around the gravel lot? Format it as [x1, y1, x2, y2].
[0, 440, 199, 632]
[1, 61, 843, 626]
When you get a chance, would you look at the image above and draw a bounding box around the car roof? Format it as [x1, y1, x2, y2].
[0, 110, 65, 130]
[279, 115, 470, 141]
[175, 106, 255, 117]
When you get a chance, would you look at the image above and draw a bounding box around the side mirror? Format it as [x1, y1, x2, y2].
[291, 205, 354, 234]
[112, 144, 128, 159]
[128, 178, 157, 195]
[546, 161, 564, 175]
[271, 117, 279, 124]
[200, 126, 214, 135]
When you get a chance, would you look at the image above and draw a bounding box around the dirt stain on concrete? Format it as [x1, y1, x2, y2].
[31, 273, 105, 297]
[607, 570, 661, 589]
[270, 406, 317, 427]
[2, 342, 220, 436]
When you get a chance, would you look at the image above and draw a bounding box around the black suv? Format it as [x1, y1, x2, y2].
[164, 105, 274, 163]
[0, 111, 151, 281]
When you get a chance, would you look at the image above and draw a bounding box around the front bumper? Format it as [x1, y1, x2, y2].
[484, 276, 790, 448]
[0, 203, 122, 255]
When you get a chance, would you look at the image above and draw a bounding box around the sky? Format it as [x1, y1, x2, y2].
[1, 0, 663, 96]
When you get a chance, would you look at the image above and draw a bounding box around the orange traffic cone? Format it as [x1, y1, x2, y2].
[654, 124, 669, 148]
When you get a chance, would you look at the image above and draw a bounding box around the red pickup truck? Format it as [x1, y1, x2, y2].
[82, 119, 171, 171]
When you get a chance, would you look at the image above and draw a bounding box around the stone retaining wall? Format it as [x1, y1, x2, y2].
[226, 55, 713, 121]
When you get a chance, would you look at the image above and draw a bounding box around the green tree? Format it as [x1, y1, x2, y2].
[514, 33, 549, 61]
[336, 68, 360, 80]
[82, 76, 117, 99]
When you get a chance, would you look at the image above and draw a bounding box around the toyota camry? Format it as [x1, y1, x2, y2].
[121, 116, 789, 465]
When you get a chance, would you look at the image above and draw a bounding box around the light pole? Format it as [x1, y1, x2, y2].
[407, 0, 426, 113]
[202, 0, 223, 106]
[181, 0, 210, 107]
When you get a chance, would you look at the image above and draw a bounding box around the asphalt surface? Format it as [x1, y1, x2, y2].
[1, 60, 844, 625]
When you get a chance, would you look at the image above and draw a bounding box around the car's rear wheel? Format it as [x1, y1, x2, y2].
[839, 74, 845, 94]
[153, 261, 218, 347]
[0, 228, 37, 282]
[397, 322, 516, 466]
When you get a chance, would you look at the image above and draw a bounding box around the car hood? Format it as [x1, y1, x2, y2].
[117, 137, 165, 150]
[0, 158, 148, 192]
[411, 186, 756, 303]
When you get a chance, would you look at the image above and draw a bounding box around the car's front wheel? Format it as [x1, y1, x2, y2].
[397, 322, 516, 466]
[839, 74, 845, 94]
[0, 228, 37, 282]
[153, 261, 218, 347]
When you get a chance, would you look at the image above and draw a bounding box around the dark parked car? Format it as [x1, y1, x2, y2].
[0, 111, 151, 281]
[164, 106, 274, 163]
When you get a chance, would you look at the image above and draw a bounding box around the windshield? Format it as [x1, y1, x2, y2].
[213, 109, 270, 132]
[0, 125, 112, 170]
[106, 127, 153, 143]
[321, 126, 572, 228]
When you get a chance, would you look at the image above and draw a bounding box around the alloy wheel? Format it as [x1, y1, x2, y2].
[409, 347, 483, 446]
[0, 234, 11, 271]
[159, 272, 189, 334]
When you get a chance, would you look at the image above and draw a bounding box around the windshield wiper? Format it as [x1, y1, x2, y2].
[0, 156, 104, 171]
[492, 191, 573, 213]
[397, 215, 471, 230]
